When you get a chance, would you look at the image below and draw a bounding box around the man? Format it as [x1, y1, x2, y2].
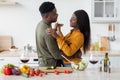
[36, 2, 63, 67]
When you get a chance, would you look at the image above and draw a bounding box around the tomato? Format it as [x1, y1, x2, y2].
[29, 69, 35, 76]
[35, 70, 40, 76]
[39, 73, 43, 77]
[54, 70, 59, 75]
[35, 71, 40, 76]
[64, 70, 67, 74]
[64, 70, 70, 74]
[3, 67, 12, 75]
[44, 72, 48, 75]
[54, 70, 57, 72]
[55, 72, 58, 75]
[26, 70, 30, 75]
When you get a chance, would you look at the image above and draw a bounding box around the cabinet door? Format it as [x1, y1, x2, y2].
[91, 0, 120, 22]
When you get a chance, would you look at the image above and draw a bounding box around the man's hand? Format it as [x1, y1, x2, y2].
[46, 28, 59, 39]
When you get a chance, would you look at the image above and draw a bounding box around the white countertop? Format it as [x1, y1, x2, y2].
[0, 67, 120, 80]
[0, 51, 38, 57]
[0, 51, 120, 80]
[1, 51, 120, 57]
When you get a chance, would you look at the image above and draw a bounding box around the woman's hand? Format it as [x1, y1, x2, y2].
[54, 23, 63, 34]
[46, 28, 59, 39]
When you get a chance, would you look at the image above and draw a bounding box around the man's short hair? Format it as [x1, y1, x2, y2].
[39, 2, 55, 14]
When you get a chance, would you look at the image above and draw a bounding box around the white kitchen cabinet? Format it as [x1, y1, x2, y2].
[91, 0, 120, 23]
[0, 1, 18, 6]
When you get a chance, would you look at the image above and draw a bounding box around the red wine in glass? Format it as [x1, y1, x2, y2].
[89, 60, 98, 64]
[20, 59, 29, 63]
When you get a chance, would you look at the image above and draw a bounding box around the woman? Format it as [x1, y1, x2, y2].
[47, 10, 91, 67]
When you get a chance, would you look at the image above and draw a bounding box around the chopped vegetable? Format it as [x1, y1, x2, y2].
[78, 61, 87, 70]
[46, 66, 55, 70]
[71, 61, 88, 71]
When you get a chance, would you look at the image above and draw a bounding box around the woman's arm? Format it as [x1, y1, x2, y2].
[54, 23, 64, 38]
[46, 23, 64, 38]
[57, 32, 84, 56]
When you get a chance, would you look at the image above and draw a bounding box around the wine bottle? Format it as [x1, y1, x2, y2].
[99, 60, 102, 72]
[104, 53, 109, 72]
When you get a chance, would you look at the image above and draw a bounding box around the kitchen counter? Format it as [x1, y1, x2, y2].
[0, 67, 120, 80]
[0, 51, 37, 57]
[0, 51, 120, 80]
[0, 51, 38, 68]
[1, 51, 120, 68]
[0, 51, 120, 57]
[84, 51, 120, 56]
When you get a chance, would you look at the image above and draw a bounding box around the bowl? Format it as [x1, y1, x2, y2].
[71, 59, 88, 71]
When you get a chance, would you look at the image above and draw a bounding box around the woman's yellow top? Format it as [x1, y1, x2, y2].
[57, 29, 84, 64]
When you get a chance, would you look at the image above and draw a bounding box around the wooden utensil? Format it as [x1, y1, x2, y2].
[61, 55, 72, 63]
[61, 55, 78, 69]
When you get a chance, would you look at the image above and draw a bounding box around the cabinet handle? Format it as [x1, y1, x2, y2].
[0, 58, 4, 61]
[116, 8, 118, 17]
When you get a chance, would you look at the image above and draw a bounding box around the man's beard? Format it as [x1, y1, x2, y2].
[51, 19, 57, 23]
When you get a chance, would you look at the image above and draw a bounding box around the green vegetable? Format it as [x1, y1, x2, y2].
[71, 63, 78, 69]
[46, 66, 55, 70]
[0, 70, 2, 74]
[21, 73, 29, 78]
[78, 61, 87, 70]
[4, 63, 14, 67]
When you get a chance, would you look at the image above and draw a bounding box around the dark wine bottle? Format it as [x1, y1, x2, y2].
[104, 53, 109, 72]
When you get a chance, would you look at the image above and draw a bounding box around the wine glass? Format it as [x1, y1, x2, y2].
[89, 52, 99, 74]
[20, 52, 29, 65]
[89, 52, 99, 68]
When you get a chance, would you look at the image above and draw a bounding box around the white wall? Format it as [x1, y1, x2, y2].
[0, 0, 120, 51]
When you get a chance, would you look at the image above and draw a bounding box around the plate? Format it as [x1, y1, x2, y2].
[9, 48, 18, 52]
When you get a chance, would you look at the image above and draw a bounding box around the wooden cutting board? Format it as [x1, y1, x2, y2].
[0, 48, 4, 52]
[100, 36, 109, 51]
[0, 36, 12, 50]
[39, 67, 73, 73]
